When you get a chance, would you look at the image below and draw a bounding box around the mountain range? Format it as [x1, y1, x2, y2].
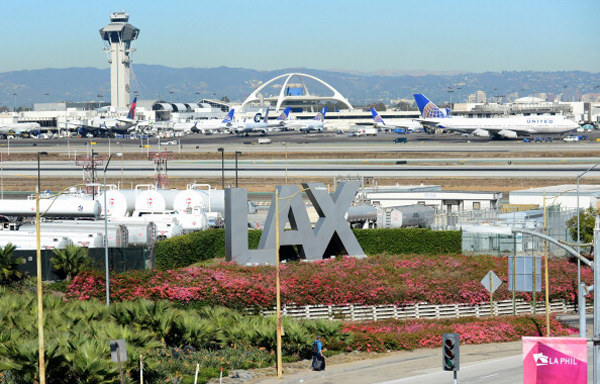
[1, 65, 599, 109]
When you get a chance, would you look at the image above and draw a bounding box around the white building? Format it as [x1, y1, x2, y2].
[509, 184, 600, 210]
[356, 184, 502, 212]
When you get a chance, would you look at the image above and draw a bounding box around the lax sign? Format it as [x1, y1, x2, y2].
[225, 182, 366, 265]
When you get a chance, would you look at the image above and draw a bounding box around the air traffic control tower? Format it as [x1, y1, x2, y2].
[99, 12, 139, 108]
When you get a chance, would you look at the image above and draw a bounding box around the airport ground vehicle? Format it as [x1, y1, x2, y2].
[563, 135, 579, 142]
[393, 137, 408, 143]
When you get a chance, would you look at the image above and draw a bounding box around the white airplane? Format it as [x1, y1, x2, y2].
[437, 116, 580, 139]
[172, 109, 235, 134]
[268, 107, 291, 129]
[230, 108, 270, 136]
[0, 122, 42, 136]
[77, 97, 139, 136]
[298, 107, 327, 133]
[371, 108, 422, 132]
[413, 93, 579, 139]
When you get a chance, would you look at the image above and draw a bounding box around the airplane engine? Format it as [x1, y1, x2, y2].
[498, 129, 518, 139]
[472, 128, 490, 137]
[259, 129, 267, 136]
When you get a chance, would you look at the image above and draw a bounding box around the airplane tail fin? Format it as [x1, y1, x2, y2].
[276, 107, 291, 121]
[263, 107, 270, 122]
[222, 109, 235, 124]
[413, 94, 448, 118]
[371, 108, 385, 125]
[127, 97, 137, 120]
[313, 107, 327, 122]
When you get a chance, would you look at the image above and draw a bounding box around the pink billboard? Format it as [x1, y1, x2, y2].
[523, 337, 587, 384]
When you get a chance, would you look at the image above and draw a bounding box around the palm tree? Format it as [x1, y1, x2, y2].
[51, 244, 89, 281]
[0, 243, 25, 284]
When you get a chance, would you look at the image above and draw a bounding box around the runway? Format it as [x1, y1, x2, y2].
[2, 131, 600, 183]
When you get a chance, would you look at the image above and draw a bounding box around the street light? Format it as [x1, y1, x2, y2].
[281, 142, 288, 185]
[234, 151, 242, 188]
[217, 148, 225, 189]
[103, 152, 122, 306]
[36, 151, 48, 384]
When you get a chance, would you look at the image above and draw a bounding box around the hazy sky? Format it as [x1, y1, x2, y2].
[2, 0, 599, 73]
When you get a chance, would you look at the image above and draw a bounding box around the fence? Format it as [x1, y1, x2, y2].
[15, 246, 150, 281]
[259, 300, 583, 322]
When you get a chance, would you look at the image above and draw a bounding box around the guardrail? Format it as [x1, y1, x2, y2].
[259, 300, 583, 322]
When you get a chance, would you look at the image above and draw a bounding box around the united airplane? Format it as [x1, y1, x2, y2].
[172, 109, 235, 134]
[268, 107, 291, 129]
[230, 108, 270, 136]
[298, 107, 327, 133]
[413, 93, 578, 139]
[371, 108, 421, 132]
[437, 116, 579, 139]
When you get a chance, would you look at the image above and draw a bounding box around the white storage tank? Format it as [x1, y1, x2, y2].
[16, 228, 104, 248]
[99, 189, 138, 217]
[129, 211, 183, 239]
[155, 221, 183, 239]
[173, 184, 225, 215]
[135, 190, 180, 211]
[109, 219, 157, 247]
[0, 199, 101, 218]
[0, 233, 72, 249]
[173, 189, 206, 212]
[175, 210, 210, 233]
[345, 205, 378, 222]
[376, 205, 436, 228]
[19, 222, 128, 248]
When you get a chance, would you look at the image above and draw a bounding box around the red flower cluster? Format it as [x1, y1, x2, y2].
[342, 316, 577, 353]
[65, 253, 592, 309]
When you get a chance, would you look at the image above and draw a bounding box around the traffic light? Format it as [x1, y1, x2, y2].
[442, 333, 460, 371]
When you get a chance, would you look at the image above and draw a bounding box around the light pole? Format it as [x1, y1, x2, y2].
[36, 151, 48, 384]
[543, 188, 579, 336]
[281, 142, 288, 185]
[577, 162, 600, 333]
[218, 147, 225, 189]
[234, 151, 241, 188]
[103, 152, 122, 306]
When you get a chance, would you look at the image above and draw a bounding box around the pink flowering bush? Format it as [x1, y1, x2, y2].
[65, 253, 592, 309]
[342, 315, 578, 353]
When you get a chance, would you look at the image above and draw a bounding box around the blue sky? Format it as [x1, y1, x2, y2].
[2, 0, 599, 73]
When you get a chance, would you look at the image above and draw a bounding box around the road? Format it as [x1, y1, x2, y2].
[253, 338, 595, 384]
[5, 159, 600, 180]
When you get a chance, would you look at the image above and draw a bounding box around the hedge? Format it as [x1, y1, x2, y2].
[155, 228, 462, 270]
[353, 228, 461, 255]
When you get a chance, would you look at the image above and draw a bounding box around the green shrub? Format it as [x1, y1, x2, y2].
[0, 244, 25, 285]
[352, 228, 461, 255]
[50, 244, 89, 281]
[155, 228, 461, 270]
